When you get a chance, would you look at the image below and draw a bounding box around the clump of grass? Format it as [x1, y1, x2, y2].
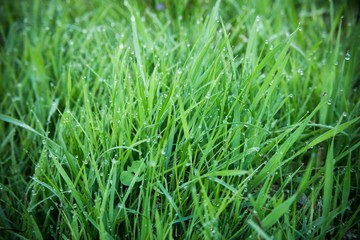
[1, 0, 359, 239]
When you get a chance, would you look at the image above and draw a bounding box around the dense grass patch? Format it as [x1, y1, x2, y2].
[1, 0, 359, 239]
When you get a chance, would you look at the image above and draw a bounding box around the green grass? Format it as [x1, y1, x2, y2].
[1, 0, 359, 239]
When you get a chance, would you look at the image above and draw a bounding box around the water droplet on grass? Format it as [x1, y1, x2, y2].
[342, 112, 347, 117]
[298, 21, 302, 31]
[149, 160, 155, 167]
[345, 51, 351, 61]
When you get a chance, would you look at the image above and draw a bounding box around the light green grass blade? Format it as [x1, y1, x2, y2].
[301, 117, 359, 151]
[0, 114, 43, 137]
[157, 181, 186, 231]
[248, 219, 272, 240]
[262, 194, 297, 230]
[321, 139, 335, 237]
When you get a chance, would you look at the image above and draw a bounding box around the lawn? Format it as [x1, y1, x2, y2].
[0, 0, 359, 239]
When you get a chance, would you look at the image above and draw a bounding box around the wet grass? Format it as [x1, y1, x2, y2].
[0, 0, 359, 239]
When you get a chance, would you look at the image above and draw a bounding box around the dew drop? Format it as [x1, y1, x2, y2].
[342, 112, 347, 117]
[298, 22, 302, 31]
[327, 99, 332, 105]
[297, 68, 303, 76]
[345, 51, 351, 61]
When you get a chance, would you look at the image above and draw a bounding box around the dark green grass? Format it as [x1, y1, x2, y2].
[0, 0, 359, 239]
